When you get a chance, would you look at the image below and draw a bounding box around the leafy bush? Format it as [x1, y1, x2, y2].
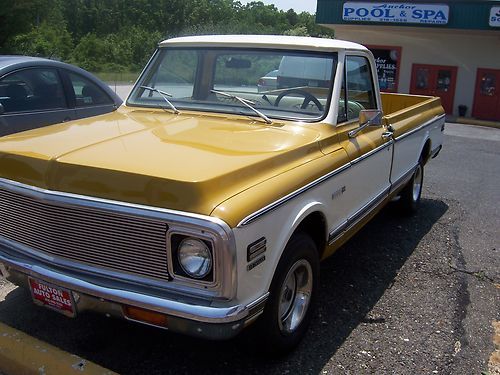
[1, 0, 335, 74]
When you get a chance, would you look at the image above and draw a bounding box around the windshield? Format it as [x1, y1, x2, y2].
[128, 47, 338, 121]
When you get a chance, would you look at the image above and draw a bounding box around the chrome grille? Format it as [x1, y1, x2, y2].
[0, 187, 170, 281]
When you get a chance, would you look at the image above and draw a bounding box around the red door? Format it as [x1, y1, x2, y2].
[472, 69, 500, 121]
[410, 64, 458, 114]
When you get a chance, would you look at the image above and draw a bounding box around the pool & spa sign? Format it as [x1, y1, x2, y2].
[343, 2, 449, 25]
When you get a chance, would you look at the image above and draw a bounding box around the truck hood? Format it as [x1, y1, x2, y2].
[0, 107, 322, 217]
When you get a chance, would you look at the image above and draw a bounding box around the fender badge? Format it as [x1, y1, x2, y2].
[247, 256, 266, 271]
[332, 186, 346, 200]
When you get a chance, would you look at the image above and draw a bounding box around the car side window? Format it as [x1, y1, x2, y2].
[68, 73, 113, 107]
[345, 56, 377, 121]
[0, 68, 66, 113]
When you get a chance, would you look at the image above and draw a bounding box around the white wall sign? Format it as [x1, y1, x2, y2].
[343, 2, 449, 25]
[490, 6, 500, 27]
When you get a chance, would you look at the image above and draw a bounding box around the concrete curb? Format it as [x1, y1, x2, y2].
[447, 116, 500, 129]
[0, 322, 117, 375]
[489, 320, 500, 375]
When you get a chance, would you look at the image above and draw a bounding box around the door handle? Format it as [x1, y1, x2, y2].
[381, 131, 393, 140]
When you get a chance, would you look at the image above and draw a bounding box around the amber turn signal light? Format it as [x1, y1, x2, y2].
[123, 305, 168, 327]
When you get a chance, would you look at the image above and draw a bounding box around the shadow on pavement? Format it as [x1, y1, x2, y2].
[0, 198, 448, 374]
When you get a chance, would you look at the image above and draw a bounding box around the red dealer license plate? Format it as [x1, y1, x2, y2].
[29, 278, 76, 317]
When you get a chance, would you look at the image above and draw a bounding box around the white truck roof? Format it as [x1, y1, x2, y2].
[159, 35, 367, 53]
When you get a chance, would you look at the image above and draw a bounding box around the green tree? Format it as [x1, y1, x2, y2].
[284, 26, 309, 36]
[1, 0, 335, 73]
[12, 22, 73, 59]
[70, 33, 109, 71]
[0, 0, 64, 52]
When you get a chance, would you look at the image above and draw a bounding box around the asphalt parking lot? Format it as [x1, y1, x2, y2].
[0, 122, 498, 374]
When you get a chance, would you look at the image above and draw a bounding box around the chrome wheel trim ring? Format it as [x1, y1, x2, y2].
[278, 259, 313, 334]
[412, 164, 423, 202]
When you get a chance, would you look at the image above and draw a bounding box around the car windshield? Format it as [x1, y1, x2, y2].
[128, 47, 338, 121]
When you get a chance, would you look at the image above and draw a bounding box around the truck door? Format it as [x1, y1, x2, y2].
[337, 55, 393, 229]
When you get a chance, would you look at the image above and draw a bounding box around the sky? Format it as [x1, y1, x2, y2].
[239, 0, 317, 14]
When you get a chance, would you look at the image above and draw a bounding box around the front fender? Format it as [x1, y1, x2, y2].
[232, 199, 329, 307]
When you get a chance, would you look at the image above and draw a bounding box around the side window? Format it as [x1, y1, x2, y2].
[346, 56, 377, 120]
[68, 73, 113, 107]
[0, 68, 66, 113]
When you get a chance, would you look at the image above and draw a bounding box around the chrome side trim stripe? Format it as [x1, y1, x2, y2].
[351, 140, 393, 165]
[238, 139, 394, 227]
[237, 163, 352, 227]
[389, 164, 417, 194]
[327, 221, 348, 245]
[328, 186, 390, 245]
[348, 186, 390, 227]
[394, 114, 445, 142]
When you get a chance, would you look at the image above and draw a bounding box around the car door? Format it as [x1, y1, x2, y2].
[336, 54, 393, 226]
[64, 71, 117, 120]
[0, 68, 75, 136]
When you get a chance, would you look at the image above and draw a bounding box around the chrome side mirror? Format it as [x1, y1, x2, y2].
[359, 109, 383, 126]
[349, 109, 383, 138]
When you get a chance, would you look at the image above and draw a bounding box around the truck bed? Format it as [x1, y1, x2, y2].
[381, 93, 444, 137]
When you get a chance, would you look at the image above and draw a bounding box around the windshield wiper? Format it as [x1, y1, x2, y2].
[140, 85, 179, 114]
[211, 89, 272, 124]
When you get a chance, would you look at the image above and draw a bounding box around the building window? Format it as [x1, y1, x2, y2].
[367, 46, 401, 93]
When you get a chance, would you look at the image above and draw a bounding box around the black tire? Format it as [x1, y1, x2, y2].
[254, 232, 319, 356]
[399, 159, 424, 215]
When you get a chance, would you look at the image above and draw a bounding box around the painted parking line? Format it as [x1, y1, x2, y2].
[0, 322, 117, 375]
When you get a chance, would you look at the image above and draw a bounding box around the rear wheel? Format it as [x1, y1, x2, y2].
[399, 160, 424, 214]
[255, 233, 319, 355]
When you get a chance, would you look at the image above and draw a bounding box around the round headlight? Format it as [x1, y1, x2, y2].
[177, 238, 212, 279]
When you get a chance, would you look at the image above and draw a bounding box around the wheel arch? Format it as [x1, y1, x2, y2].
[264, 202, 328, 290]
[293, 211, 328, 259]
[421, 137, 432, 165]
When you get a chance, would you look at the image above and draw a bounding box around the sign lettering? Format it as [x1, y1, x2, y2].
[369, 47, 400, 92]
[343, 2, 449, 25]
[490, 6, 500, 27]
[29, 278, 75, 316]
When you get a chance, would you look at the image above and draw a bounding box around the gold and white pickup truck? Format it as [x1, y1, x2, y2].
[0, 35, 444, 353]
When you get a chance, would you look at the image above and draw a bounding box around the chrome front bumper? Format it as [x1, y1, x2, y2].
[0, 243, 268, 340]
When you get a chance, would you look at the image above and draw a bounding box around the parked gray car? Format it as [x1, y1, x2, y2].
[257, 69, 278, 92]
[0, 56, 122, 136]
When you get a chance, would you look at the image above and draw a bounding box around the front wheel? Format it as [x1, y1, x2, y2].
[399, 160, 424, 214]
[255, 233, 319, 355]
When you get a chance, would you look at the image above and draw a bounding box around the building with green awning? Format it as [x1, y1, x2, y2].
[316, 0, 500, 120]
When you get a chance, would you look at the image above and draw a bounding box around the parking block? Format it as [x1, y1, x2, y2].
[0, 322, 117, 375]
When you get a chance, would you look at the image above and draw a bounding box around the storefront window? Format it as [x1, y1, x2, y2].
[368, 46, 401, 92]
[415, 68, 430, 90]
[437, 70, 452, 92]
[480, 73, 496, 96]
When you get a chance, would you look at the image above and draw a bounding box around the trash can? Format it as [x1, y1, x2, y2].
[458, 105, 467, 117]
